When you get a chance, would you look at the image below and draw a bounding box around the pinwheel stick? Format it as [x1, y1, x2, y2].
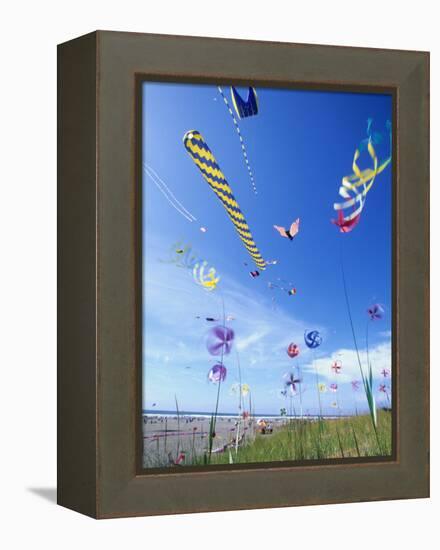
[208, 292, 227, 462]
[340, 242, 382, 453]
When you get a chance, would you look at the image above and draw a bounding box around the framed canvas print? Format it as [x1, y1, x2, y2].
[58, 31, 429, 518]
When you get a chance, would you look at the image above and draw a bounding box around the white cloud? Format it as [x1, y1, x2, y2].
[141, 234, 392, 413]
[300, 340, 392, 383]
[236, 329, 270, 351]
[142, 235, 317, 374]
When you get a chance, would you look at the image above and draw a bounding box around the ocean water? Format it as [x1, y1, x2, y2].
[142, 409, 342, 419]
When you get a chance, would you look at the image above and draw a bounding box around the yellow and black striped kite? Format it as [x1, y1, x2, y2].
[183, 130, 266, 271]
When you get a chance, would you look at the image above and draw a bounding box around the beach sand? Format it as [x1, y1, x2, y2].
[143, 415, 285, 468]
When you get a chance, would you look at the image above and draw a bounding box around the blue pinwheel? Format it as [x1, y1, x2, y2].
[304, 330, 322, 349]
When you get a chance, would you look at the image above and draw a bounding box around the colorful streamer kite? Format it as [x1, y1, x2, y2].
[332, 120, 392, 232]
[183, 130, 266, 271]
[193, 261, 220, 292]
[161, 242, 220, 291]
[217, 86, 258, 195]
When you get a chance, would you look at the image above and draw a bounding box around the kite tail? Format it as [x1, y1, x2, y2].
[217, 86, 258, 195]
[333, 120, 392, 227]
[183, 130, 266, 271]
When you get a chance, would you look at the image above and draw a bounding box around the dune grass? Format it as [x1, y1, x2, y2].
[209, 411, 392, 465]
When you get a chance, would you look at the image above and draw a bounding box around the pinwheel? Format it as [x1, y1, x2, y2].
[318, 383, 327, 393]
[206, 325, 235, 356]
[168, 451, 186, 466]
[329, 383, 338, 392]
[207, 364, 227, 383]
[381, 368, 391, 378]
[304, 330, 322, 349]
[331, 360, 342, 374]
[351, 380, 361, 391]
[284, 372, 301, 396]
[378, 383, 391, 406]
[287, 343, 300, 358]
[367, 303, 385, 320]
[230, 383, 250, 397]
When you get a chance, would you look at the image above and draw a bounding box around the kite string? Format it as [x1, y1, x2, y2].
[339, 239, 382, 452]
[144, 163, 197, 221]
[144, 165, 194, 223]
[143, 163, 197, 223]
[235, 348, 243, 455]
[217, 86, 258, 195]
[208, 290, 226, 461]
[339, 240, 365, 381]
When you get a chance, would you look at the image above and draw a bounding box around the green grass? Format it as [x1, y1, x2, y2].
[143, 411, 392, 468]
[208, 411, 392, 465]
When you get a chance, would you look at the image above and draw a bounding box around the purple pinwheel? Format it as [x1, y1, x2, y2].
[207, 363, 227, 383]
[329, 383, 338, 392]
[367, 303, 384, 320]
[206, 325, 235, 356]
[284, 372, 301, 396]
[351, 380, 361, 391]
[381, 368, 391, 378]
[378, 383, 388, 393]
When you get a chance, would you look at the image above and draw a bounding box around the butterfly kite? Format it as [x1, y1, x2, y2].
[274, 218, 300, 241]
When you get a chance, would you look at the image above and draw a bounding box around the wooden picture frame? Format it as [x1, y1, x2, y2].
[57, 31, 429, 518]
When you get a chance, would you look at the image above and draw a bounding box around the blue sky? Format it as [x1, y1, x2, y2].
[142, 81, 393, 416]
